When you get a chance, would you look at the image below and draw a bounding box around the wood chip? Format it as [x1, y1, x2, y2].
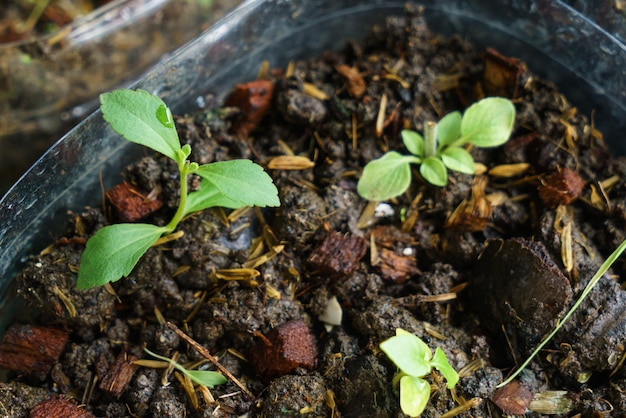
[249, 319, 318, 379]
[106, 181, 163, 222]
[225, 80, 275, 137]
[307, 231, 367, 277]
[29, 395, 95, 418]
[0, 324, 69, 378]
[375, 247, 419, 283]
[99, 351, 139, 398]
[483, 47, 528, 99]
[538, 168, 585, 208]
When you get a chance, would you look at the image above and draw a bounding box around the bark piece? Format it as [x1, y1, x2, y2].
[106, 181, 163, 222]
[0, 324, 69, 378]
[98, 351, 139, 398]
[307, 231, 367, 277]
[249, 319, 318, 380]
[375, 247, 419, 283]
[29, 395, 95, 418]
[335, 65, 366, 98]
[225, 79, 275, 137]
[483, 47, 528, 99]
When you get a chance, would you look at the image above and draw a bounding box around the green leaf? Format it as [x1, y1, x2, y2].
[144, 348, 227, 388]
[401, 130, 424, 157]
[194, 160, 279, 208]
[380, 332, 432, 377]
[437, 111, 462, 147]
[460, 97, 515, 147]
[357, 152, 420, 201]
[184, 178, 247, 215]
[431, 347, 459, 389]
[77, 223, 167, 289]
[440, 147, 475, 174]
[184, 370, 228, 388]
[420, 157, 448, 187]
[399, 375, 430, 417]
[100, 89, 182, 162]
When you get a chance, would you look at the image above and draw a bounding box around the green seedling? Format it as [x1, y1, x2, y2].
[143, 347, 227, 388]
[498, 238, 626, 388]
[357, 97, 515, 200]
[77, 89, 279, 289]
[380, 328, 459, 417]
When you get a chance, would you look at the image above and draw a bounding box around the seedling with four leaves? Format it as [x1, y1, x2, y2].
[380, 328, 459, 417]
[77, 89, 279, 289]
[357, 97, 515, 200]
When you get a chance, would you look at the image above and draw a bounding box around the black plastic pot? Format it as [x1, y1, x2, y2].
[0, 0, 624, 333]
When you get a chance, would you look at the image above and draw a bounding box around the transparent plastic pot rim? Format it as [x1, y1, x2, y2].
[0, 0, 624, 329]
[1, 0, 170, 49]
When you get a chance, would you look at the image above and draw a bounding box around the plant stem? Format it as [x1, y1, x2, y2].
[165, 160, 190, 232]
[424, 121, 437, 158]
[497, 238, 626, 388]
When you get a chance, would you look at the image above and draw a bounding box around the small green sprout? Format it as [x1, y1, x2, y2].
[380, 328, 459, 417]
[76, 89, 279, 289]
[143, 347, 227, 388]
[357, 97, 515, 200]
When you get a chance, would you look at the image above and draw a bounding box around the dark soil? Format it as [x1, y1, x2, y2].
[2, 5, 626, 417]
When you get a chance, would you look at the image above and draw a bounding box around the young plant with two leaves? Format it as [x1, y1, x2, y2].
[380, 328, 459, 417]
[357, 97, 515, 200]
[77, 89, 279, 289]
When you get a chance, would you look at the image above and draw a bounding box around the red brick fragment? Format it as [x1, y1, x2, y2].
[98, 351, 139, 398]
[307, 231, 367, 277]
[30, 395, 95, 418]
[225, 79, 275, 137]
[0, 324, 69, 378]
[106, 181, 163, 222]
[492, 380, 533, 415]
[538, 167, 585, 208]
[249, 319, 318, 380]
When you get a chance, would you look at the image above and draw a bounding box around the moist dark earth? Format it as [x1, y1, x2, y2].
[2, 5, 626, 417]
